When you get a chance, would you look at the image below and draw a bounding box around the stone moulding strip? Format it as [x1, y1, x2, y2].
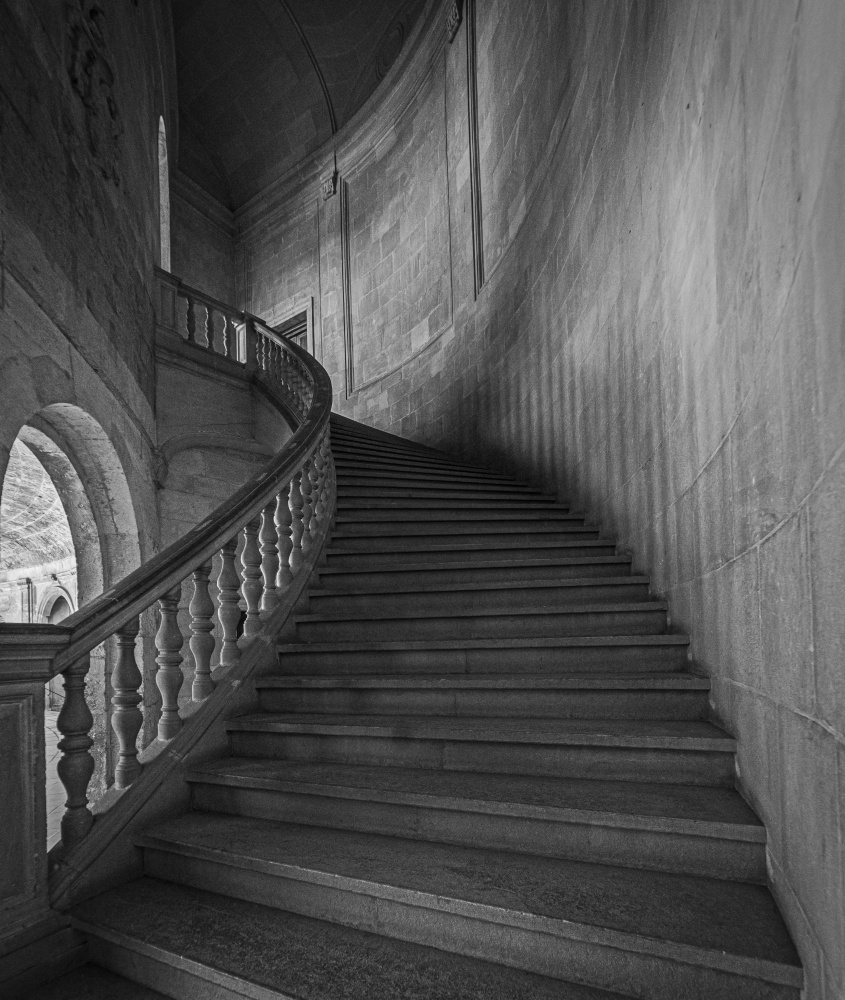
[465, 0, 484, 297]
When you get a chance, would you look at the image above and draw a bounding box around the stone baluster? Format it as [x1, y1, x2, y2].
[205, 305, 216, 352]
[275, 484, 294, 591]
[259, 502, 279, 614]
[190, 561, 216, 701]
[185, 295, 196, 344]
[300, 457, 313, 552]
[56, 656, 95, 846]
[240, 518, 263, 636]
[155, 585, 184, 741]
[313, 434, 327, 524]
[289, 471, 305, 574]
[217, 537, 241, 673]
[111, 616, 143, 789]
[319, 431, 332, 516]
[222, 314, 236, 359]
[309, 448, 321, 536]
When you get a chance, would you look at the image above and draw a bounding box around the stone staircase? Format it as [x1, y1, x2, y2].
[34, 415, 801, 1000]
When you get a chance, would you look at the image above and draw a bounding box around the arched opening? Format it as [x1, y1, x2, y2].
[158, 116, 171, 271]
[0, 405, 143, 850]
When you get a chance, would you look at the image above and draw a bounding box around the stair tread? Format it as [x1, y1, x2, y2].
[74, 878, 602, 1000]
[295, 601, 667, 624]
[279, 634, 691, 651]
[320, 557, 631, 574]
[186, 758, 762, 836]
[136, 814, 800, 980]
[227, 713, 733, 749]
[309, 576, 649, 597]
[326, 539, 615, 554]
[28, 965, 170, 1000]
[257, 671, 708, 690]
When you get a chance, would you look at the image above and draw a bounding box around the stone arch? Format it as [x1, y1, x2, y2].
[37, 587, 76, 624]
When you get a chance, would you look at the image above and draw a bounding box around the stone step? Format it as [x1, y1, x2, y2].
[334, 467, 536, 491]
[331, 520, 597, 539]
[339, 484, 557, 501]
[318, 557, 634, 591]
[325, 538, 618, 565]
[306, 578, 652, 617]
[137, 815, 801, 1000]
[335, 506, 582, 523]
[28, 965, 171, 1000]
[226, 714, 734, 785]
[332, 454, 528, 484]
[277, 635, 692, 675]
[337, 497, 573, 511]
[329, 530, 603, 554]
[330, 424, 448, 455]
[186, 758, 766, 882]
[337, 476, 552, 498]
[254, 671, 709, 720]
[72, 878, 600, 1000]
[293, 601, 668, 642]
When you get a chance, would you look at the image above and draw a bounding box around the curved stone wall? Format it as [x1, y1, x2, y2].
[239, 1, 845, 994]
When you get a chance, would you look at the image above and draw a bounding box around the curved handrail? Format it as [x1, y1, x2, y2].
[50, 326, 331, 676]
[0, 271, 336, 859]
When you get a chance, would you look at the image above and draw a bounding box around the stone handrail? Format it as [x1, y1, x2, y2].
[0, 269, 335, 864]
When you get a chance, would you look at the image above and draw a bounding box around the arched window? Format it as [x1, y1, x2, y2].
[158, 116, 171, 271]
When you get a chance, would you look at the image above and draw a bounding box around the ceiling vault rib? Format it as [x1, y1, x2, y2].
[277, 0, 338, 135]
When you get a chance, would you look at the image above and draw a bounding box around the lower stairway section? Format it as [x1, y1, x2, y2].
[39, 415, 802, 999]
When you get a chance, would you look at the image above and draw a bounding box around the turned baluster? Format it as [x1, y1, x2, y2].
[56, 656, 95, 846]
[289, 471, 305, 574]
[111, 616, 143, 789]
[275, 485, 293, 591]
[155, 585, 184, 741]
[319, 431, 332, 514]
[300, 457, 314, 552]
[309, 448, 321, 535]
[314, 433, 328, 523]
[185, 295, 196, 344]
[222, 314, 235, 359]
[217, 538, 242, 673]
[205, 305, 216, 352]
[260, 502, 279, 614]
[241, 518, 263, 635]
[190, 560, 216, 700]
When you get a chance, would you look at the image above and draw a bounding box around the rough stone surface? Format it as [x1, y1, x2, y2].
[235, 4, 845, 994]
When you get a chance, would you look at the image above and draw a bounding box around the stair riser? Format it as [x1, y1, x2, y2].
[339, 488, 552, 501]
[319, 563, 632, 590]
[257, 688, 709, 720]
[333, 463, 523, 485]
[326, 544, 617, 566]
[190, 783, 765, 883]
[142, 850, 792, 1000]
[84, 934, 259, 1000]
[307, 584, 651, 616]
[333, 521, 593, 538]
[335, 510, 577, 523]
[228, 732, 734, 786]
[331, 533, 602, 552]
[277, 644, 690, 675]
[337, 499, 569, 511]
[295, 609, 668, 642]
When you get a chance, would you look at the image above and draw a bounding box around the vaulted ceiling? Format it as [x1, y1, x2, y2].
[173, 0, 427, 209]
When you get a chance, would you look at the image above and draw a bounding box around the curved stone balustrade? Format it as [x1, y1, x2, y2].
[0, 269, 335, 863]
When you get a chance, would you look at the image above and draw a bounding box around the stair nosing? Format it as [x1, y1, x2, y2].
[257, 673, 708, 690]
[185, 766, 763, 842]
[294, 601, 668, 624]
[319, 556, 632, 574]
[226, 715, 733, 751]
[134, 824, 800, 986]
[308, 577, 650, 598]
[278, 635, 691, 651]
